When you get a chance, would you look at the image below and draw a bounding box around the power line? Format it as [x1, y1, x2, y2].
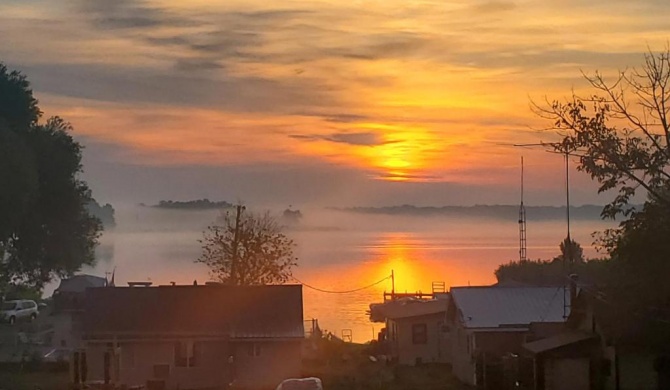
[292, 275, 391, 294]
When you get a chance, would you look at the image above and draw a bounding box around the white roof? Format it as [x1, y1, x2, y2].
[451, 286, 568, 329]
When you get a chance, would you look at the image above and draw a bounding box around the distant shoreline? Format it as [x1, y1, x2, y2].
[331, 204, 615, 221]
[145, 199, 233, 210]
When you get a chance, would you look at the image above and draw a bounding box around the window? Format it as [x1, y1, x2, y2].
[247, 343, 261, 357]
[412, 323, 428, 344]
[174, 341, 197, 367]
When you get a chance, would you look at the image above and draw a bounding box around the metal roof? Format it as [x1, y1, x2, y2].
[451, 286, 568, 329]
[55, 274, 107, 293]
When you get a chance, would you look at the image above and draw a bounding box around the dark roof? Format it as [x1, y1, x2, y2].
[377, 299, 448, 320]
[82, 285, 303, 339]
[55, 274, 107, 293]
[523, 331, 596, 355]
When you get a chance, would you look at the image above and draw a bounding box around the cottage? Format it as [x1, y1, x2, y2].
[381, 297, 449, 366]
[523, 288, 670, 390]
[79, 284, 304, 390]
[447, 286, 567, 388]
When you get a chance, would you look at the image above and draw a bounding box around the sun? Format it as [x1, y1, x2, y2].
[357, 123, 438, 180]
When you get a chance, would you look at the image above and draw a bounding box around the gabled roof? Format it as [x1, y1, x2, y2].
[55, 274, 107, 293]
[450, 286, 567, 329]
[82, 285, 303, 339]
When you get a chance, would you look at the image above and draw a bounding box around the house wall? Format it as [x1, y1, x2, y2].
[85, 340, 231, 389]
[388, 313, 447, 366]
[233, 340, 302, 389]
[450, 326, 476, 386]
[84, 339, 302, 390]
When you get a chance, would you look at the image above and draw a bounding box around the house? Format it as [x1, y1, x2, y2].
[79, 284, 304, 390]
[447, 286, 568, 388]
[523, 287, 670, 390]
[51, 274, 108, 349]
[380, 297, 449, 365]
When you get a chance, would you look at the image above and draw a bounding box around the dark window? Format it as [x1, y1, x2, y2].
[412, 323, 428, 344]
[175, 341, 198, 367]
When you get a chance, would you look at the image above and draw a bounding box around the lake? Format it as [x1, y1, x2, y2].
[47, 205, 614, 343]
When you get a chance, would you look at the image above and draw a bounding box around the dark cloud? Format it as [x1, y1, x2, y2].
[17, 62, 334, 113]
[79, 0, 196, 30]
[290, 131, 388, 146]
[173, 58, 223, 72]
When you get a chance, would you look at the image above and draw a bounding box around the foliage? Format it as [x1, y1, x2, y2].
[282, 208, 303, 226]
[536, 48, 670, 349]
[197, 208, 297, 285]
[537, 49, 670, 219]
[594, 195, 670, 348]
[494, 239, 605, 286]
[86, 200, 116, 229]
[0, 63, 102, 291]
[557, 237, 584, 264]
[154, 198, 232, 210]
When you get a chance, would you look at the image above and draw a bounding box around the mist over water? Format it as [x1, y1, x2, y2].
[47, 205, 613, 343]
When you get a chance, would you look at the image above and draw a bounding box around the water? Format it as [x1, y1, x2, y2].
[48, 205, 613, 343]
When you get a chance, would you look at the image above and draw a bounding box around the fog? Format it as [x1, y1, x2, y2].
[47, 204, 614, 343]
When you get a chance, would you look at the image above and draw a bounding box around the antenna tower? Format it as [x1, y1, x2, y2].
[518, 156, 527, 261]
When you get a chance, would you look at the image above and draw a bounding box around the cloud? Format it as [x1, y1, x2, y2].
[290, 132, 389, 146]
[472, 1, 516, 13]
[17, 62, 335, 113]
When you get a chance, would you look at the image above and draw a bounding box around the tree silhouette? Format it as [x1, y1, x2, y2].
[197, 207, 297, 285]
[536, 49, 670, 219]
[0, 63, 101, 291]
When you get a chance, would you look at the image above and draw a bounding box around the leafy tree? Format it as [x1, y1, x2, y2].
[537, 49, 670, 219]
[558, 237, 584, 264]
[197, 207, 297, 285]
[537, 49, 670, 349]
[0, 63, 102, 291]
[494, 239, 601, 286]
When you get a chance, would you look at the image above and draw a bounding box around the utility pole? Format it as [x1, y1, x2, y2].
[230, 204, 245, 285]
[519, 156, 527, 262]
[391, 270, 395, 300]
[514, 143, 573, 318]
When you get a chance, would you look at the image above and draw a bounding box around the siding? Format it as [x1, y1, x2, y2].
[389, 313, 447, 366]
[234, 340, 302, 389]
[85, 339, 301, 390]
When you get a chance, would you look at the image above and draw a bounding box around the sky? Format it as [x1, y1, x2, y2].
[1, 0, 669, 207]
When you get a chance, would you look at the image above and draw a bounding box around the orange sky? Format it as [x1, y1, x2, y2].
[1, 0, 668, 204]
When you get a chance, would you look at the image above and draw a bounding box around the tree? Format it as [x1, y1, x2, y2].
[0, 63, 102, 291]
[537, 48, 670, 349]
[557, 237, 584, 264]
[536, 49, 670, 219]
[197, 207, 297, 285]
